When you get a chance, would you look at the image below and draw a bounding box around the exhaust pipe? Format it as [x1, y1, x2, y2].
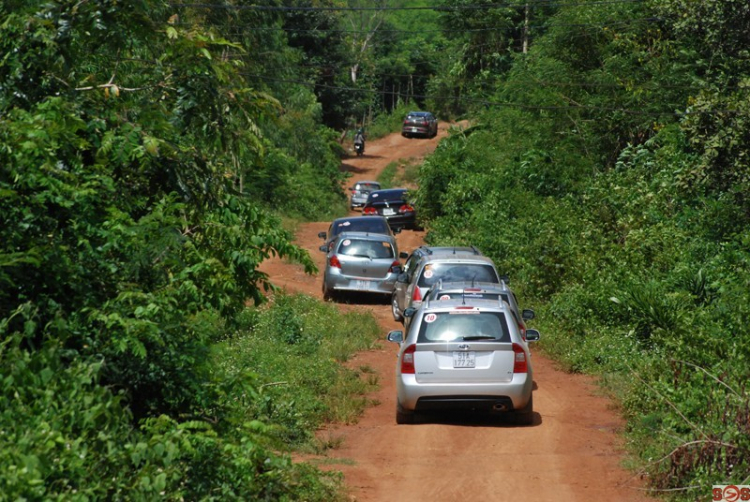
[492, 402, 508, 412]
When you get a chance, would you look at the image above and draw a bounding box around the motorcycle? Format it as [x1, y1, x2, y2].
[354, 141, 365, 157]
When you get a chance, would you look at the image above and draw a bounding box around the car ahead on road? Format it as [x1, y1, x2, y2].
[401, 111, 438, 138]
[349, 180, 381, 210]
[418, 280, 536, 341]
[386, 296, 540, 425]
[318, 215, 399, 253]
[391, 246, 501, 323]
[362, 188, 417, 230]
[321, 231, 403, 301]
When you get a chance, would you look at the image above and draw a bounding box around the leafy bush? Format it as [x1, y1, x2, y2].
[0, 312, 344, 501]
[213, 293, 382, 449]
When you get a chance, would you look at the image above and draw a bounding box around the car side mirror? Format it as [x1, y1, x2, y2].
[525, 329, 541, 342]
[393, 227, 402, 234]
[387, 330, 404, 343]
[403, 307, 416, 318]
[522, 309, 535, 321]
[399, 251, 408, 259]
[499, 274, 510, 283]
[318, 231, 327, 239]
[319, 245, 329, 252]
[396, 272, 408, 283]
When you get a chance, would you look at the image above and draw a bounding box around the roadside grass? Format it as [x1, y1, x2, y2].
[377, 158, 421, 189]
[366, 103, 413, 139]
[213, 293, 383, 455]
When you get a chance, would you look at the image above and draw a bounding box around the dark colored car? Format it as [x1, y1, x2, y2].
[401, 111, 438, 138]
[362, 188, 417, 230]
[318, 215, 399, 253]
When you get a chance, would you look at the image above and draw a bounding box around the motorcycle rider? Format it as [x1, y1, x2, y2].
[353, 127, 366, 155]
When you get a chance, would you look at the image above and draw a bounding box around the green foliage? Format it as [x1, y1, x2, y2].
[416, 0, 750, 498]
[213, 294, 382, 448]
[0, 313, 343, 501]
[0, 1, 354, 498]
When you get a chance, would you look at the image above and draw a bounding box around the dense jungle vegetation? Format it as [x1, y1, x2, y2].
[1, 0, 748, 499]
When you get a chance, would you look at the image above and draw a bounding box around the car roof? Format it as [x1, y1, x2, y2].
[333, 230, 396, 241]
[332, 215, 387, 225]
[366, 189, 408, 202]
[420, 297, 511, 313]
[353, 180, 380, 186]
[370, 188, 407, 196]
[415, 246, 482, 256]
[429, 280, 511, 293]
[407, 111, 431, 116]
[416, 250, 496, 264]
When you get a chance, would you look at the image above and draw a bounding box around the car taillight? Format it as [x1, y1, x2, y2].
[412, 287, 422, 302]
[390, 261, 401, 273]
[363, 207, 378, 215]
[518, 322, 527, 341]
[398, 204, 414, 214]
[329, 255, 342, 269]
[401, 344, 416, 374]
[512, 343, 528, 373]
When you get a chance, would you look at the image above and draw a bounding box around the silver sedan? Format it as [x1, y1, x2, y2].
[387, 297, 539, 425]
[321, 231, 402, 301]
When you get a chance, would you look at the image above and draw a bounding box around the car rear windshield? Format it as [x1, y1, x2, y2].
[332, 219, 389, 237]
[368, 190, 407, 203]
[355, 183, 379, 191]
[337, 238, 394, 259]
[417, 311, 510, 343]
[417, 263, 499, 287]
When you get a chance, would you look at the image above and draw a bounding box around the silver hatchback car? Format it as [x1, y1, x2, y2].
[421, 280, 536, 341]
[321, 231, 402, 301]
[387, 297, 540, 425]
[349, 180, 381, 210]
[392, 246, 500, 323]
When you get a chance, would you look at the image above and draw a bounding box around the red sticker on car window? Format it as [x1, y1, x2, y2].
[439, 295, 451, 300]
[424, 313, 437, 323]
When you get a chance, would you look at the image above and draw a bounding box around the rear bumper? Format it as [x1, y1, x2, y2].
[324, 271, 398, 295]
[396, 373, 533, 412]
[402, 126, 432, 137]
[382, 212, 416, 229]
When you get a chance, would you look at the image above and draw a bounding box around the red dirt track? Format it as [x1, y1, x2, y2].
[259, 123, 652, 502]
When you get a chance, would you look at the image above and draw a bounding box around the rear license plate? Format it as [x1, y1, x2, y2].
[411, 127, 419, 132]
[353, 280, 371, 290]
[453, 351, 476, 368]
[382, 208, 396, 216]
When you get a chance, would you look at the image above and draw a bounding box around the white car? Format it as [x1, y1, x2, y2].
[387, 296, 540, 425]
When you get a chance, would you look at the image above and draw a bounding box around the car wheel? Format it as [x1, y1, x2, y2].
[322, 283, 334, 302]
[391, 293, 403, 322]
[513, 395, 534, 426]
[396, 403, 416, 425]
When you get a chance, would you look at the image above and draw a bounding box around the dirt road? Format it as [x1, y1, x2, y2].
[260, 123, 652, 502]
